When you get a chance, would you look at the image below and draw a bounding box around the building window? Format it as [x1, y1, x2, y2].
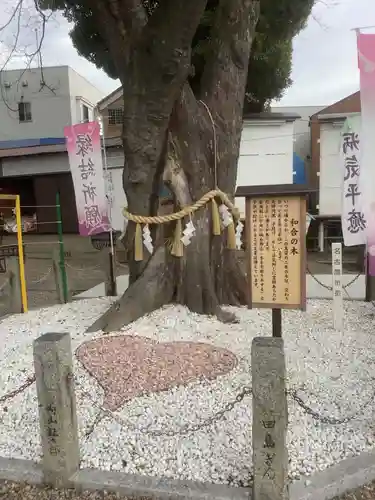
[18, 102, 32, 122]
[82, 104, 90, 122]
[108, 108, 123, 125]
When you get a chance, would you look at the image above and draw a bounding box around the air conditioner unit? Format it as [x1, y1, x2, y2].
[3, 82, 11, 89]
[21, 81, 28, 87]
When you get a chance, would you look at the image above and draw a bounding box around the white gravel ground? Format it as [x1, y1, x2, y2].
[0, 298, 375, 487]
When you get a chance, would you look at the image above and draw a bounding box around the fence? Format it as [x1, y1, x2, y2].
[1, 332, 290, 496]
[0, 330, 374, 497]
[0, 236, 128, 318]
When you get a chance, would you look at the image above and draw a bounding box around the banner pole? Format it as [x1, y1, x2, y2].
[15, 195, 28, 313]
[100, 117, 116, 296]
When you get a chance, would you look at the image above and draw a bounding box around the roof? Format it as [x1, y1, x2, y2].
[0, 144, 66, 158]
[97, 86, 123, 110]
[236, 184, 313, 198]
[243, 112, 301, 122]
[310, 91, 360, 119]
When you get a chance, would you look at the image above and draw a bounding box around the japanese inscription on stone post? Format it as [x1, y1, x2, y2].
[247, 195, 306, 310]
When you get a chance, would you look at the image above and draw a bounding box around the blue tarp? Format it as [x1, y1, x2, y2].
[293, 152, 306, 184]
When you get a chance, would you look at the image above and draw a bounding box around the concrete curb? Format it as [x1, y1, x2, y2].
[0, 451, 375, 499]
[289, 449, 375, 500]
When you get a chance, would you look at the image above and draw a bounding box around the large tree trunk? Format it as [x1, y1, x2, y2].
[88, 0, 259, 333]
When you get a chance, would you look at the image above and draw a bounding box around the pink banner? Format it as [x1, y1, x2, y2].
[64, 121, 110, 236]
[357, 33, 375, 275]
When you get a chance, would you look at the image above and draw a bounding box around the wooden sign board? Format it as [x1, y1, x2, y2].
[245, 194, 306, 310]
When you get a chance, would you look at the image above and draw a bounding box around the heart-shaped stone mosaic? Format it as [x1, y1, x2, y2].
[76, 335, 237, 411]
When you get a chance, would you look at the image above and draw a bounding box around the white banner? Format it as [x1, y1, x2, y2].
[341, 116, 367, 247]
[64, 121, 110, 236]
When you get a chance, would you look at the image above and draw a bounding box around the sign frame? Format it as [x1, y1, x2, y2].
[236, 184, 311, 312]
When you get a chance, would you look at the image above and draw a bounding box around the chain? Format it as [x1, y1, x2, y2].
[66, 262, 101, 272]
[343, 273, 361, 289]
[289, 387, 375, 425]
[30, 267, 52, 284]
[0, 375, 36, 405]
[0, 277, 10, 294]
[76, 377, 252, 438]
[306, 266, 361, 292]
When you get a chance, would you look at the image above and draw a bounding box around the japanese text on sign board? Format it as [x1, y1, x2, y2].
[250, 196, 303, 308]
[341, 127, 366, 246]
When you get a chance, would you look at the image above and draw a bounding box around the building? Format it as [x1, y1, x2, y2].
[0, 66, 105, 232]
[272, 105, 326, 184]
[309, 91, 361, 252]
[235, 112, 300, 217]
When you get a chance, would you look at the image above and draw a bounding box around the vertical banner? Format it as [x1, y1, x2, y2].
[340, 116, 366, 247]
[357, 32, 375, 275]
[64, 121, 110, 236]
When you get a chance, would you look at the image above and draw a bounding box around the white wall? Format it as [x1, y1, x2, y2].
[2, 153, 70, 177]
[68, 67, 104, 124]
[0, 67, 72, 141]
[272, 105, 324, 160]
[0, 66, 105, 143]
[235, 120, 294, 216]
[318, 113, 361, 216]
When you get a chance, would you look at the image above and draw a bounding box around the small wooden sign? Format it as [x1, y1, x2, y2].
[237, 185, 308, 311]
[0, 244, 19, 258]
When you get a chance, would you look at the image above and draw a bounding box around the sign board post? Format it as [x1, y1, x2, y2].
[237, 184, 309, 338]
[332, 242, 343, 331]
[236, 184, 310, 500]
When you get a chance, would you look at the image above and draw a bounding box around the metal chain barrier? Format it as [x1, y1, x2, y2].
[74, 376, 253, 439]
[115, 258, 128, 269]
[0, 375, 36, 405]
[288, 386, 375, 425]
[0, 370, 374, 432]
[29, 267, 53, 285]
[65, 262, 101, 273]
[306, 265, 362, 292]
[0, 277, 11, 294]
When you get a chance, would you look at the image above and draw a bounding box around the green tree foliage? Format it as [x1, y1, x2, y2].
[39, 0, 314, 110]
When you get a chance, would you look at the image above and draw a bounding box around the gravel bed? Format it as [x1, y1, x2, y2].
[0, 299, 375, 488]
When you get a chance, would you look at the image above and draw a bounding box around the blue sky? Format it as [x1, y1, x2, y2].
[0, 0, 374, 108]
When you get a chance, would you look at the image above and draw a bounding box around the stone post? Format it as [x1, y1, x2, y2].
[33, 332, 80, 487]
[101, 248, 117, 297]
[52, 249, 71, 304]
[252, 337, 289, 500]
[7, 257, 22, 313]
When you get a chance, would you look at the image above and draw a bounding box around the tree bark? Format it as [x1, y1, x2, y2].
[88, 0, 259, 333]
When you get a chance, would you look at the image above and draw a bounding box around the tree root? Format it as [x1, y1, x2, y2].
[87, 242, 247, 333]
[87, 248, 174, 333]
